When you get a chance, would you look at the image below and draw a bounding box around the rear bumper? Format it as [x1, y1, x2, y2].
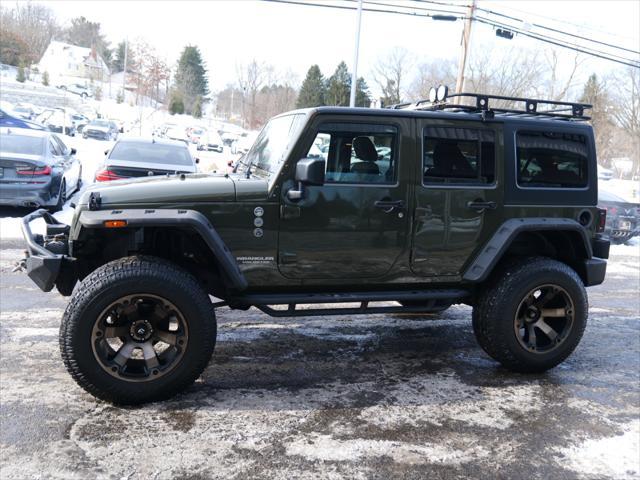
[579, 258, 607, 287]
[84, 130, 110, 139]
[0, 180, 56, 207]
[21, 209, 68, 292]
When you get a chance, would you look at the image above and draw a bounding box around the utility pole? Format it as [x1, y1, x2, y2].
[455, 0, 476, 94]
[349, 0, 363, 107]
[122, 38, 128, 101]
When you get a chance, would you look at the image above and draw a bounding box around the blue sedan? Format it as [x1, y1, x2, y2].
[0, 127, 82, 210]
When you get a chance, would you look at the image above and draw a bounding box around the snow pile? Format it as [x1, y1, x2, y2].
[558, 419, 640, 480]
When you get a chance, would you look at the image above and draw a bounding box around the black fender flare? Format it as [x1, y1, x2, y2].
[463, 217, 593, 283]
[76, 208, 248, 291]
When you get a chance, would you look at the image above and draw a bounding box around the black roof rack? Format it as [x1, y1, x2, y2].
[388, 91, 592, 121]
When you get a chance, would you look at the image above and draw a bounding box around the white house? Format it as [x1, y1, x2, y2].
[38, 40, 110, 83]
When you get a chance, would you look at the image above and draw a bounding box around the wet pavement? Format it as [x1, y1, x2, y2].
[0, 243, 638, 479]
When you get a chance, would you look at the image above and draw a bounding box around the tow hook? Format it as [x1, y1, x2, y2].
[13, 254, 27, 273]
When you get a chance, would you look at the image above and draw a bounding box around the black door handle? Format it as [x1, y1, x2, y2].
[374, 199, 405, 212]
[467, 200, 497, 211]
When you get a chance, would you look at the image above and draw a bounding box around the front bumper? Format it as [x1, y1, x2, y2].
[21, 209, 69, 292]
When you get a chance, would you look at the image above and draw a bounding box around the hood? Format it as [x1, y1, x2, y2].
[78, 173, 269, 206]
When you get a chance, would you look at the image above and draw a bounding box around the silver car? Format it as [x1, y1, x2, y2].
[0, 127, 82, 210]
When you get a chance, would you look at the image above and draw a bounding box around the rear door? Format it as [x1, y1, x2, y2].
[278, 117, 412, 280]
[411, 120, 502, 277]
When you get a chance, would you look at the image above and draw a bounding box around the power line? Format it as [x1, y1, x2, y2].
[474, 16, 640, 69]
[475, 5, 640, 55]
[261, 0, 640, 68]
[478, 1, 639, 43]
[411, 0, 640, 55]
[262, 0, 464, 19]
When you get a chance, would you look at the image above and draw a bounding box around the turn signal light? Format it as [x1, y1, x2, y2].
[104, 220, 127, 228]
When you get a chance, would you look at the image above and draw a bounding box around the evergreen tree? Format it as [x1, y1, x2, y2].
[326, 61, 351, 106]
[169, 91, 185, 115]
[379, 79, 400, 106]
[16, 62, 26, 82]
[112, 41, 127, 73]
[580, 73, 614, 164]
[193, 96, 203, 118]
[64, 16, 111, 64]
[356, 77, 371, 108]
[297, 65, 326, 108]
[174, 45, 209, 114]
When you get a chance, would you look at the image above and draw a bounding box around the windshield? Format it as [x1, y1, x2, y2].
[109, 141, 193, 166]
[91, 120, 110, 127]
[0, 135, 45, 155]
[236, 113, 305, 184]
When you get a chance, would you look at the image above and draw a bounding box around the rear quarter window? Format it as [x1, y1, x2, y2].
[516, 131, 588, 189]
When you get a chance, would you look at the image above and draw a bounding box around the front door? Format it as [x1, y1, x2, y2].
[411, 122, 501, 277]
[278, 120, 410, 280]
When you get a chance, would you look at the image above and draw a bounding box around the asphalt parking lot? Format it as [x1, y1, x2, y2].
[0, 239, 638, 479]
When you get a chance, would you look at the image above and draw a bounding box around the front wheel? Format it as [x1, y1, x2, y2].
[59, 256, 216, 404]
[472, 257, 588, 373]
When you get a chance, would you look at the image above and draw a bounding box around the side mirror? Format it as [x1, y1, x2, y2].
[195, 158, 200, 164]
[70, 147, 77, 155]
[287, 157, 325, 200]
[104, 149, 109, 155]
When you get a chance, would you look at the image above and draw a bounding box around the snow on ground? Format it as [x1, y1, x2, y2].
[558, 419, 640, 480]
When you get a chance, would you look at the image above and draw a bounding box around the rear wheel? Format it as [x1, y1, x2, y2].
[49, 180, 66, 212]
[472, 257, 588, 372]
[59, 256, 216, 404]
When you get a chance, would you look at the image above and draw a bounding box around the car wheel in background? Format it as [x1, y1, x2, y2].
[49, 179, 66, 213]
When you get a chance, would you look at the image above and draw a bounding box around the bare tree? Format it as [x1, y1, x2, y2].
[610, 67, 640, 176]
[0, 2, 60, 65]
[406, 58, 457, 101]
[372, 47, 412, 105]
[236, 59, 269, 128]
[540, 50, 585, 101]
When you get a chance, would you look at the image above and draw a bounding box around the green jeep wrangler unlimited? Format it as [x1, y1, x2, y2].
[21, 91, 610, 405]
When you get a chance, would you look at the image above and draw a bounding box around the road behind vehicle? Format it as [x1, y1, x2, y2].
[0, 127, 81, 210]
[83, 119, 119, 140]
[95, 137, 198, 181]
[18, 91, 610, 405]
[598, 189, 640, 244]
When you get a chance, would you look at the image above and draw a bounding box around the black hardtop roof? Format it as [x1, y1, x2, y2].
[285, 106, 593, 132]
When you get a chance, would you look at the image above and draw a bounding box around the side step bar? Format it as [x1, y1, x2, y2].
[229, 289, 470, 317]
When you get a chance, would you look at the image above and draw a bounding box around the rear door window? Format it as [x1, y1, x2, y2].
[423, 127, 495, 185]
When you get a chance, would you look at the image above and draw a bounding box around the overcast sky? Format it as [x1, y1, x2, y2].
[37, 0, 640, 95]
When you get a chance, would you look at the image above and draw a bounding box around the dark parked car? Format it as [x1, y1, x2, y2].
[0, 127, 82, 210]
[598, 189, 640, 244]
[83, 120, 119, 141]
[95, 137, 198, 181]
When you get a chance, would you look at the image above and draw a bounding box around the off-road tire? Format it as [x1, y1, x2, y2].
[472, 256, 588, 373]
[60, 256, 216, 405]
